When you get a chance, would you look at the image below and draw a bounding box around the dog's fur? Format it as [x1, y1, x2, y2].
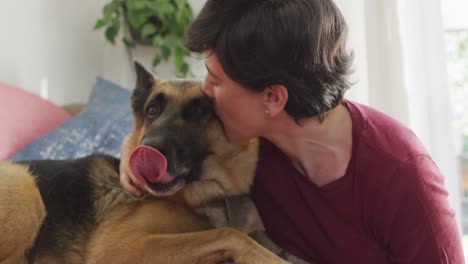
[0, 63, 297, 264]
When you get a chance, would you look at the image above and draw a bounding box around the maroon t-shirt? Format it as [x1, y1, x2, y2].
[251, 100, 464, 263]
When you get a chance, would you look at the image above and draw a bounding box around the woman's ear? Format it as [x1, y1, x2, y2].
[263, 85, 288, 117]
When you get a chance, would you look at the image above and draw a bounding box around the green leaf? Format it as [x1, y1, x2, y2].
[126, 0, 146, 10]
[103, 2, 119, 18]
[127, 10, 150, 29]
[94, 19, 107, 30]
[160, 3, 175, 14]
[174, 0, 187, 9]
[173, 45, 190, 76]
[149, 1, 175, 15]
[173, 45, 185, 69]
[164, 34, 179, 47]
[105, 25, 119, 44]
[141, 24, 157, 38]
[161, 46, 171, 61]
[122, 37, 136, 49]
[178, 62, 189, 76]
[111, 16, 120, 29]
[152, 35, 165, 47]
[152, 55, 162, 67]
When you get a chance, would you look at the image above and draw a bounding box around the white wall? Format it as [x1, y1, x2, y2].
[0, 0, 108, 105]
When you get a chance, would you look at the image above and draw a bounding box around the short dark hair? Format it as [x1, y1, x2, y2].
[184, 0, 353, 121]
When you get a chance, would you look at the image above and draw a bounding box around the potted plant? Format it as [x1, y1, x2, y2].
[94, 0, 194, 76]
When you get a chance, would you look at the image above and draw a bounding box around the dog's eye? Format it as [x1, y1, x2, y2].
[146, 104, 160, 120]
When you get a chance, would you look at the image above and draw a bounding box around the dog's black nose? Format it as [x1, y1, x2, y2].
[141, 136, 169, 157]
[141, 132, 187, 165]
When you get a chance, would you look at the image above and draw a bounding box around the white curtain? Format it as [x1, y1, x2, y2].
[362, 0, 462, 232]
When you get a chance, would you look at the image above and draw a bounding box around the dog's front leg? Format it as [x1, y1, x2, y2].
[198, 197, 310, 264]
[249, 231, 311, 264]
[87, 227, 290, 264]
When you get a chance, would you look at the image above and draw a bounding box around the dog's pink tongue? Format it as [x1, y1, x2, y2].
[128, 146, 174, 184]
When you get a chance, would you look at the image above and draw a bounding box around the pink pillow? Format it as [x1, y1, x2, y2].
[0, 83, 71, 159]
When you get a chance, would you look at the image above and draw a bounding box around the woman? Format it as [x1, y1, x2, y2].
[120, 0, 464, 262]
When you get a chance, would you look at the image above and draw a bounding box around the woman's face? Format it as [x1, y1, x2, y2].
[202, 53, 267, 143]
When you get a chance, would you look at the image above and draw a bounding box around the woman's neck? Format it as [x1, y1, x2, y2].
[262, 104, 353, 187]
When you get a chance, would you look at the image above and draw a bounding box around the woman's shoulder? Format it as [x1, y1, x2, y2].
[345, 100, 430, 164]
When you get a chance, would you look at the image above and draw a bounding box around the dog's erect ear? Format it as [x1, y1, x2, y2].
[134, 61, 157, 93]
[132, 61, 159, 114]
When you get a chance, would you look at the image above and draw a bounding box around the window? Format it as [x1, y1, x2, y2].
[442, 0, 468, 257]
[446, 28, 468, 227]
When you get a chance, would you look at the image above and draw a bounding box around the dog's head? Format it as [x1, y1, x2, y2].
[124, 62, 258, 203]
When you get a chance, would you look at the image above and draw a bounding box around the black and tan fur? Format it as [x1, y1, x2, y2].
[0, 63, 306, 264]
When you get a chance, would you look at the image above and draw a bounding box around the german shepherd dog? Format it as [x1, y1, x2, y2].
[0, 63, 303, 264]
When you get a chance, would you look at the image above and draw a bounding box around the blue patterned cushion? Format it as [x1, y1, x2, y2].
[10, 78, 132, 161]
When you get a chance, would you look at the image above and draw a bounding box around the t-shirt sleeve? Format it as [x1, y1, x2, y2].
[379, 155, 464, 263]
